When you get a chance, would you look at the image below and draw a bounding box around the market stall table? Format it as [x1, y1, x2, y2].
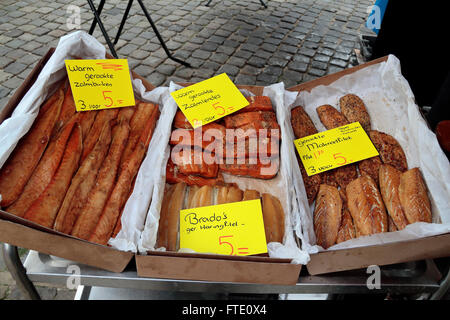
[3, 243, 449, 300]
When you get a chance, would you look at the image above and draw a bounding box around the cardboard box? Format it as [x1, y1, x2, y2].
[0, 48, 157, 273]
[287, 56, 450, 275]
[134, 83, 302, 285]
[136, 251, 300, 285]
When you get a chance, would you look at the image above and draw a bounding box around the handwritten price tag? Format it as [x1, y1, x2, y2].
[179, 199, 267, 256]
[294, 122, 379, 176]
[65, 59, 135, 112]
[170, 73, 249, 129]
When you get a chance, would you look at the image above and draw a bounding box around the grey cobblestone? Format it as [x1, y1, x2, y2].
[3, 0, 375, 104]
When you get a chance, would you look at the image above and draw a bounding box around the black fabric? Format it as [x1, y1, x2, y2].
[371, 2, 450, 112]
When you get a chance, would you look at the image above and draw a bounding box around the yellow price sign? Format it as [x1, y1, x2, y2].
[170, 73, 249, 129]
[65, 59, 135, 111]
[179, 199, 267, 256]
[294, 122, 379, 176]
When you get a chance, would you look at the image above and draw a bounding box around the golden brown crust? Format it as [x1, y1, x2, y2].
[379, 164, 409, 230]
[336, 190, 356, 244]
[316, 104, 350, 130]
[399, 168, 432, 224]
[358, 156, 382, 185]
[261, 193, 285, 244]
[156, 183, 188, 251]
[291, 106, 318, 139]
[346, 176, 388, 236]
[339, 94, 371, 132]
[369, 130, 408, 172]
[189, 185, 213, 208]
[314, 184, 342, 249]
[242, 189, 261, 201]
[156, 185, 174, 250]
[216, 185, 243, 204]
[388, 216, 398, 232]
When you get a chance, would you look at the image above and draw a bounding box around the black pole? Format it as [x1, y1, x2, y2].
[114, 0, 134, 45]
[86, 0, 119, 58]
[136, 0, 191, 67]
[88, 0, 106, 35]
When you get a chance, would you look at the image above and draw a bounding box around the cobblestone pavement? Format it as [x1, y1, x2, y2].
[1, 0, 375, 108]
[0, 0, 374, 299]
[0, 247, 76, 300]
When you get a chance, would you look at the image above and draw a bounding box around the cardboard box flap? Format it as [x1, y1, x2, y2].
[0, 219, 132, 273]
[287, 56, 388, 93]
[285, 55, 450, 275]
[0, 46, 158, 273]
[307, 233, 450, 275]
[136, 254, 301, 285]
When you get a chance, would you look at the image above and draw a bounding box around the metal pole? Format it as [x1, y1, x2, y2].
[114, 0, 134, 45]
[136, 0, 191, 67]
[1, 243, 41, 300]
[88, 0, 106, 35]
[430, 265, 450, 300]
[86, 0, 119, 58]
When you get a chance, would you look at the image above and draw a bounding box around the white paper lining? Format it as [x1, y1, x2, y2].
[138, 81, 309, 264]
[0, 31, 169, 253]
[288, 55, 450, 253]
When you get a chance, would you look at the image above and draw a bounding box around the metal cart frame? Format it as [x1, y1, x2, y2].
[3, 243, 449, 300]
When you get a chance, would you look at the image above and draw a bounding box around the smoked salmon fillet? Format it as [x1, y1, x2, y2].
[53, 122, 112, 234]
[81, 108, 119, 162]
[23, 124, 82, 228]
[71, 119, 130, 240]
[7, 117, 78, 216]
[0, 88, 63, 206]
[89, 111, 160, 244]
